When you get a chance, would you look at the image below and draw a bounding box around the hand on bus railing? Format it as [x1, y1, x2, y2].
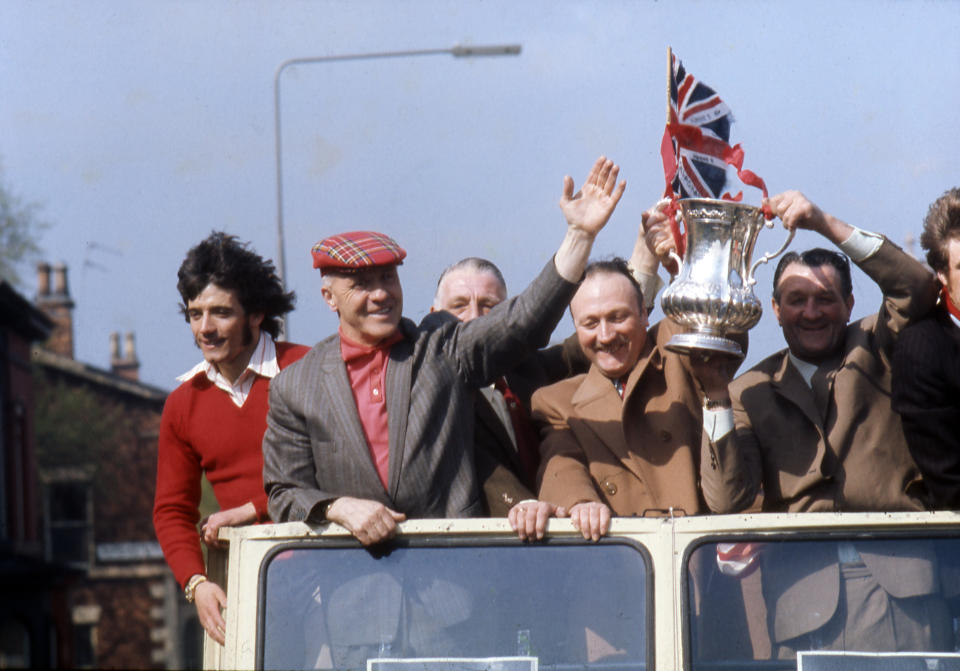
[508, 500, 566, 541]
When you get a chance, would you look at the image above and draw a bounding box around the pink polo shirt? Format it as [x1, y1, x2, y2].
[339, 328, 404, 490]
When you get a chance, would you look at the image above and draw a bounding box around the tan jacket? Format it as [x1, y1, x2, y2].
[532, 318, 704, 516]
[701, 239, 937, 514]
[700, 239, 940, 644]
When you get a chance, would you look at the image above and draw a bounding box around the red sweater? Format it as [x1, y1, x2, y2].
[153, 341, 309, 588]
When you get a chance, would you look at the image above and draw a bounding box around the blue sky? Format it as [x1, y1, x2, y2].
[2, 0, 958, 389]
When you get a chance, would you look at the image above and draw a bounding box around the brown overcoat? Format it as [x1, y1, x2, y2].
[701, 238, 937, 515]
[699, 238, 942, 646]
[532, 317, 704, 516]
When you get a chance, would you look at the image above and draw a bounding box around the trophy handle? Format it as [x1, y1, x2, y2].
[668, 250, 683, 277]
[746, 224, 795, 287]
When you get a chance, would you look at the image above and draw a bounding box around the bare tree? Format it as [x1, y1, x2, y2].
[0, 161, 47, 287]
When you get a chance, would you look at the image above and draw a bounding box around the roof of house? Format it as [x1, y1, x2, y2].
[33, 347, 169, 402]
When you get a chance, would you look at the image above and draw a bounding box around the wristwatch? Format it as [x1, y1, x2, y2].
[703, 396, 732, 410]
[184, 574, 208, 603]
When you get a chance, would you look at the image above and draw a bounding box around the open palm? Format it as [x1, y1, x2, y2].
[560, 156, 627, 236]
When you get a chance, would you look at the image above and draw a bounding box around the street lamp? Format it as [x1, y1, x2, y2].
[273, 43, 522, 338]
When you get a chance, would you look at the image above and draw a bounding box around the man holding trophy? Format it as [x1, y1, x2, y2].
[531, 216, 735, 541]
[675, 190, 947, 655]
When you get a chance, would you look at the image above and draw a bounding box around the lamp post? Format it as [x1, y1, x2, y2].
[273, 43, 522, 338]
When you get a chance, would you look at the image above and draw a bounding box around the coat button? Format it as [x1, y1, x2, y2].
[603, 480, 617, 496]
[659, 430, 672, 442]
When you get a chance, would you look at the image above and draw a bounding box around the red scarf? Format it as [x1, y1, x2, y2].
[943, 285, 960, 321]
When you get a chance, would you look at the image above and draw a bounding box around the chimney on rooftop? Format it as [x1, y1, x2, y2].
[110, 331, 140, 382]
[36, 262, 76, 359]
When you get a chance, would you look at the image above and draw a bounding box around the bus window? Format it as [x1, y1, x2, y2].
[686, 537, 960, 671]
[260, 541, 650, 671]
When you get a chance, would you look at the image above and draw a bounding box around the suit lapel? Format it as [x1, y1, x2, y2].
[571, 365, 630, 461]
[476, 389, 520, 459]
[616, 340, 670, 492]
[385, 325, 414, 499]
[770, 353, 822, 429]
[318, 338, 384, 487]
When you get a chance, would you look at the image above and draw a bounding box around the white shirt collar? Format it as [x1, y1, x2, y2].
[176, 332, 280, 407]
[787, 352, 818, 388]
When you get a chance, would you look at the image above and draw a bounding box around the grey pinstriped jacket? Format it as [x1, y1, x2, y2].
[263, 259, 577, 523]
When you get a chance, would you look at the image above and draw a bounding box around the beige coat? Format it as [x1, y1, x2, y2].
[532, 318, 704, 516]
[701, 239, 937, 514]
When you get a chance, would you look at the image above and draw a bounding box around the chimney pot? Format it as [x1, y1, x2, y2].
[52, 262, 69, 295]
[110, 332, 121, 362]
[36, 263, 75, 359]
[36, 262, 51, 297]
[123, 332, 137, 363]
[111, 331, 141, 382]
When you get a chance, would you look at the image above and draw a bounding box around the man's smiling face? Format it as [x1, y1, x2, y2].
[321, 265, 403, 346]
[570, 271, 648, 380]
[186, 283, 263, 381]
[772, 262, 854, 363]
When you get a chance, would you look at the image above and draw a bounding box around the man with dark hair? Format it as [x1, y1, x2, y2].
[694, 191, 945, 655]
[531, 209, 721, 541]
[893, 187, 960, 507]
[430, 257, 587, 516]
[262, 157, 625, 546]
[154, 232, 309, 645]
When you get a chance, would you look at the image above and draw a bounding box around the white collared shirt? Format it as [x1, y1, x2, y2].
[176, 332, 280, 408]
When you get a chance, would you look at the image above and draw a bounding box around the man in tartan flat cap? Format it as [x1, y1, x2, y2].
[263, 157, 626, 545]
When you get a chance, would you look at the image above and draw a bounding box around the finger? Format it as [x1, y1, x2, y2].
[535, 505, 550, 540]
[569, 508, 582, 530]
[584, 505, 600, 541]
[592, 158, 612, 190]
[609, 179, 626, 207]
[601, 163, 619, 194]
[516, 509, 531, 541]
[573, 510, 592, 540]
[599, 506, 611, 537]
[588, 156, 607, 184]
[654, 240, 674, 258]
[522, 505, 538, 540]
[560, 175, 574, 204]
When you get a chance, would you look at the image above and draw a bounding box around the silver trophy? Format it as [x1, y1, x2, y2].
[660, 198, 794, 357]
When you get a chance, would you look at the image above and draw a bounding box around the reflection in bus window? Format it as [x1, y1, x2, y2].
[261, 542, 649, 671]
[687, 538, 960, 670]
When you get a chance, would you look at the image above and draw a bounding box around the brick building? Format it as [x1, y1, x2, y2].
[28, 263, 202, 669]
[0, 278, 69, 668]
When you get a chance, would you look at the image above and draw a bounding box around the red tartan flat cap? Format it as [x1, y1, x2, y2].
[311, 231, 407, 274]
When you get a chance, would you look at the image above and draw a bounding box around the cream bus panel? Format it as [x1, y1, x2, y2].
[210, 512, 960, 671]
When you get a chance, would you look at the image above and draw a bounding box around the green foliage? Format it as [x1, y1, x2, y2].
[32, 372, 129, 472]
[0, 162, 47, 287]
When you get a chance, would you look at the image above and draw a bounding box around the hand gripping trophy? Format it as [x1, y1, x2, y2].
[657, 49, 793, 357]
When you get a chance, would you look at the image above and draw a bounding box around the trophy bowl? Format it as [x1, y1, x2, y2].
[660, 198, 794, 357]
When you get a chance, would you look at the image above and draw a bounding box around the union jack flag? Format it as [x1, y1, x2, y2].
[666, 53, 733, 199]
[659, 49, 770, 254]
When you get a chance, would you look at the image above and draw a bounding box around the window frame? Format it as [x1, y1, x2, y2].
[254, 534, 655, 671]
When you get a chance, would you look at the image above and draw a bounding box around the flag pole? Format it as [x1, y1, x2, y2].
[666, 46, 673, 125]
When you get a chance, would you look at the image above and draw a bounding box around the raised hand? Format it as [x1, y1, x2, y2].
[765, 190, 852, 246]
[641, 199, 680, 274]
[560, 156, 627, 238]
